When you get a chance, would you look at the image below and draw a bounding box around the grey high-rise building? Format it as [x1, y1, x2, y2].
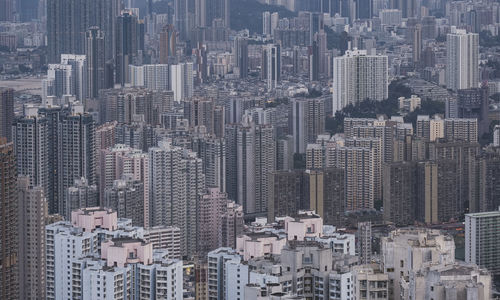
[38, 106, 66, 214]
[13, 110, 50, 205]
[17, 177, 47, 300]
[64, 177, 98, 219]
[306, 168, 345, 226]
[0, 139, 18, 300]
[191, 136, 226, 192]
[149, 141, 205, 256]
[116, 11, 143, 86]
[383, 161, 418, 226]
[59, 109, 96, 215]
[0, 88, 14, 141]
[104, 177, 145, 227]
[47, 0, 119, 63]
[450, 86, 489, 135]
[268, 170, 307, 222]
[0, 0, 14, 21]
[290, 98, 325, 154]
[262, 44, 281, 90]
[357, 221, 372, 264]
[86, 27, 107, 99]
[225, 115, 275, 216]
[234, 37, 248, 78]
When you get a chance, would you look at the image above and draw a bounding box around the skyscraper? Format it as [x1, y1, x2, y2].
[333, 49, 388, 113]
[170, 62, 194, 102]
[17, 177, 47, 300]
[262, 44, 281, 90]
[290, 98, 325, 154]
[104, 176, 145, 227]
[115, 11, 144, 86]
[262, 12, 271, 36]
[64, 178, 98, 219]
[149, 141, 205, 256]
[411, 24, 422, 66]
[13, 108, 50, 204]
[234, 37, 248, 78]
[225, 115, 275, 216]
[446, 27, 479, 91]
[47, 0, 119, 63]
[38, 105, 65, 214]
[59, 107, 96, 215]
[159, 24, 177, 64]
[0, 139, 18, 299]
[60, 54, 87, 101]
[0, 88, 14, 141]
[85, 27, 107, 99]
[191, 135, 226, 192]
[0, 0, 14, 21]
[175, 0, 196, 40]
[309, 41, 320, 81]
[198, 188, 228, 256]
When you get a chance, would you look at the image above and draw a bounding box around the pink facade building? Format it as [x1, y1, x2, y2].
[198, 188, 227, 255]
[101, 238, 154, 267]
[71, 207, 118, 232]
[99, 144, 150, 227]
[236, 232, 287, 261]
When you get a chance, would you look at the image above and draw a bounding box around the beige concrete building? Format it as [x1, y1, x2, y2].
[18, 177, 48, 300]
[352, 264, 389, 300]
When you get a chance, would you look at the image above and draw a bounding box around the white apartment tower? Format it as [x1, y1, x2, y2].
[149, 141, 205, 256]
[333, 49, 388, 113]
[446, 27, 479, 91]
[465, 210, 500, 276]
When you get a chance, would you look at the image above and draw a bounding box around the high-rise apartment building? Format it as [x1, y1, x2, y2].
[116, 11, 144, 86]
[46, 207, 183, 300]
[225, 115, 275, 216]
[191, 135, 226, 191]
[85, 27, 107, 99]
[337, 146, 375, 210]
[446, 27, 479, 91]
[149, 141, 205, 256]
[268, 170, 307, 222]
[64, 178, 98, 219]
[382, 161, 418, 226]
[465, 210, 500, 276]
[290, 98, 325, 154]
[170, 62, 194, 102]
[198, 188, 228, 256]
[99, 144, 150, 225]
[13, 108, 49, 200]
[0, 0, 14, 21]
[262, 44, 281, 90]
[333, 49, 388, 113]
[60, 54, 87, 101]
[306, 168, 345, 226]
[448, 86, 489, 135]
[0, 139, 18, 299]
[17, 177, 48, 300]
[129, 64, 170, 91]
[159, 24, 177, 63]
[59, 107, 96, 215]
[47, 0, 118, 63]
[0, 87, 14, 141]
[104, 176, 145, 227]
[234, 37, 249, 78]
[357, 221, 372, 264]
